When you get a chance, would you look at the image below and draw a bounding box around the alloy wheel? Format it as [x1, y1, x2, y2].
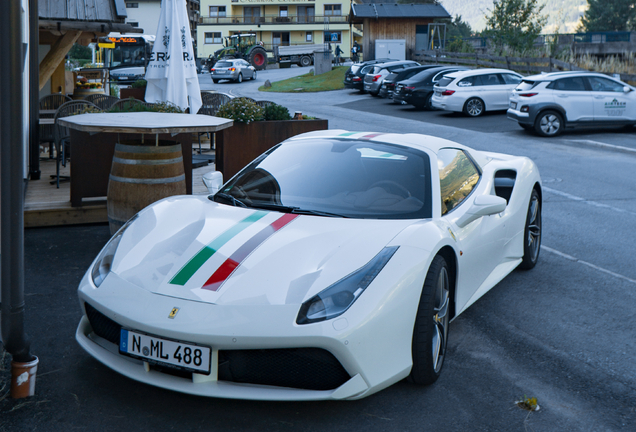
[432, 267, 450, 373]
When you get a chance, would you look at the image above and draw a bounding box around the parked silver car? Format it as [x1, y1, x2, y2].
[363, 60, 420, 96]
[211, 59, 256, 83]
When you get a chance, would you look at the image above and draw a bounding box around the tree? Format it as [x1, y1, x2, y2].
[579, 0, 636, 32]
[68, 43, 92, 60]
[483, 0, 547, 55]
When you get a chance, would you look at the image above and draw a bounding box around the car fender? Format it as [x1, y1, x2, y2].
[529, 102, 567, 125]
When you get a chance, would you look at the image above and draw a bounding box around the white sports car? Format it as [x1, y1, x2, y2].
[76, 131, 542, 400]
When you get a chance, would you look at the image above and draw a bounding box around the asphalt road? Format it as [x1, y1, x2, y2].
[1, 66, 635, 431]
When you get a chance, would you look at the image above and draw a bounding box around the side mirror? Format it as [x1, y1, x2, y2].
[623, 86, 632, 93]
[455, 195, 507, 228]
[202, 171, 223, 195]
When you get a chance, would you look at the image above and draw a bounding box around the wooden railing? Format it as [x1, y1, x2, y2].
[413, 50, 636, 83]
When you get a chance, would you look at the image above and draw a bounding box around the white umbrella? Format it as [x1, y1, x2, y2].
[145, 0, 202, 114]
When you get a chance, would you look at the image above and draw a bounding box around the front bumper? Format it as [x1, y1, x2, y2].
[75, 248, 425, 400]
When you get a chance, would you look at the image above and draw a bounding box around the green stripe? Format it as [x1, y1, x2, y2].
[338, 132, 357, 137]
[169, 211, 268, 286]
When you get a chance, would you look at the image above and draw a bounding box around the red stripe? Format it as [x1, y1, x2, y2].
[202, 213, 299, 291]
[361, 133, 383, 140]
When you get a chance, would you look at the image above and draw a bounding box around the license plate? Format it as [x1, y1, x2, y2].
[120, 329, 211, 374]
[510, 101, 517, 109]
[118, 77, 128, 80]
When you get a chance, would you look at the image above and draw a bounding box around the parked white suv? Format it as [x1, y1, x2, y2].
[507, 71, 636, 136]
[431, 68, 523, 116]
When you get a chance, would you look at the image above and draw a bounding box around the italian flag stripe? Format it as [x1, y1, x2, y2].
[202, 213, 299, 291]
[169, 211, 268, 286]
[338, 132, 358, 137]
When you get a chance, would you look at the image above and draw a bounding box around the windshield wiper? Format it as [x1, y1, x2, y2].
[290, 208, 348, 218]
[213, 192, 247, 208]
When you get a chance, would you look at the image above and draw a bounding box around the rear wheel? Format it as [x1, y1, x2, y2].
[249, 47, 268, 70]
[300, 56, 312, 67]
[236, 73, 243, 83]
[518, 189, 541, 270]
[423, 92, 434, 110]
[408, 255, 450, 385]
[534, 110, 563, 137]
[463, 97, 484, 117]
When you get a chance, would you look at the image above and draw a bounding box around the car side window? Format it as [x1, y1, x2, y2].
[547, 77, 587, 91]
[481, 74, 503, 86]
[588, 76, 624, 92]
[433, 70, 457, 82]
[438, 148, 481, 215]
[458, 75, 484, 87]
[501, 73, 522, 85]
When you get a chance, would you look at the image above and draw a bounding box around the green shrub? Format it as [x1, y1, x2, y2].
[131, 79, 147, 89]
[107, 98, 184, 113]
[216, 98, 263, 123]
[263, 103, 292, 121]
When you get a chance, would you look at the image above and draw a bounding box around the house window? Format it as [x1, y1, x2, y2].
[324, 31, 341, 43]
[126, 3, 138, 8]
[279, 6, 288, 17]
[209, 6, 226, 18]
[205, 32, 222, 44]
[243, 6, 260, 24]
[324, 4, 341, 16]
[127, 22, 139, 27]
[306, 32, 312, 42]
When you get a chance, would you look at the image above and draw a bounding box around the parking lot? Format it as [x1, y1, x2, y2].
[1, 66, 635, 432]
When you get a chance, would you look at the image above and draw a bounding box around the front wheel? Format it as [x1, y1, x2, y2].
[518, 189, 541, 270]
[408, 255, 450, 385]
[463, 97, 484, 117]
[534, 110, 563, 137]
[251, 71, 257, 80]
[236, 73, 243, 83]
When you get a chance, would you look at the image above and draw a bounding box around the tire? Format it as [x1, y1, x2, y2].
[300, 56, 312, 67]
[249, 47, 268, 70]
[213, 79, 219, 84]
[518, 189, 541, 270]
[534, 110, 563, 137]
[251, 71, 257, 80]
[463, 97, 485, 117]
[423, 92, 434, 110]
[236, 73, 243, 83]
[408, 255, 450, 385]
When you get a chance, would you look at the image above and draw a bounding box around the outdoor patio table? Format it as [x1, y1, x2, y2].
[58, 112, 233, 207]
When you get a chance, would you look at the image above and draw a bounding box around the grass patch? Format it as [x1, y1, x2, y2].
[259, 66, 348, 92]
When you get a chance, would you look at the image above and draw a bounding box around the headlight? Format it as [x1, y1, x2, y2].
[91, 216, 137, 287]
[296, 246, 399, 325]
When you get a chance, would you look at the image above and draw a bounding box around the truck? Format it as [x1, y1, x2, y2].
[208, 33, 268, 70]
[275, 44, 327, 68]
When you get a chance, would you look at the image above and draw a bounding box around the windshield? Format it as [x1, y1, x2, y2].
[436, 77, 455, 87]
[516, 80, 539, 91]
[215, 61, 233, 68]
[218, 138, 432, 219]
[108, 42, 148, 69]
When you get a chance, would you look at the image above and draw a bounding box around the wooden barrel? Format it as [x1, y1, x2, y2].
[107, 141, 186, 234]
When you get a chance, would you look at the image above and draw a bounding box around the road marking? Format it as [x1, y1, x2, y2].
[567, 139, 636, 155]
[543, 186, 636, 217]
[542, 246, 636, 285]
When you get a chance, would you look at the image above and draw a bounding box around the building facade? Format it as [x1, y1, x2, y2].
[197, 0, 359, 61]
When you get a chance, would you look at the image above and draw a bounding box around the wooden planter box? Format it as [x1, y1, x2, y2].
[215, 119, 328, 180]
[120, 87, 146, 100]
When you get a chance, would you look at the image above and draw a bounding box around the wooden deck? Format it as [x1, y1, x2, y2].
[25, 149, 216, 228]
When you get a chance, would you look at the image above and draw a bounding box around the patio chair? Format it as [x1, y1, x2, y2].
[110, 98, 147, 112]
[196, 92, 233, 153]
[51, 100, 100, 188]
[39, 94, 71, 158]
[86, 94, 120, 111]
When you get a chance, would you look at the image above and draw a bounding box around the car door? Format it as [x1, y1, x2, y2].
[479, 73, 508, 110]
[587, 76, 636, 122]
[547, 77, 594, 121]
[437, 148, 507, 313]
[500, 73, 523, 104]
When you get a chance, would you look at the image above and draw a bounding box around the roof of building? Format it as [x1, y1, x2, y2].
[351, 3, 451, 19]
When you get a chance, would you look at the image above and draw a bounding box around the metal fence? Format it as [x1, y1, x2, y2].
[200, 15, 348, 25]
[455, 31, 633, 50]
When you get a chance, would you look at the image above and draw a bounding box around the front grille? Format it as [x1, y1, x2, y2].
[85, 302, 121, 345]
[218, 348, 350, 391]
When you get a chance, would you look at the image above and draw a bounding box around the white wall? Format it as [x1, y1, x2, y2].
[125, 1, 162, 35]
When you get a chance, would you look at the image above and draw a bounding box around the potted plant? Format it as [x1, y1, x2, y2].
[215, 98, 328, 179]
[120, 79, 147, 100]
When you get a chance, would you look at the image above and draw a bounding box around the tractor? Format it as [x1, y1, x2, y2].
[209, 33, 268, 70]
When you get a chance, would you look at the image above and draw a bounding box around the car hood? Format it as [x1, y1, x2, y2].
[110, 196, 417, 306]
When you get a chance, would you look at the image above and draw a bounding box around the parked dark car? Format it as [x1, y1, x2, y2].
[364, 60, 421, 96]
[392, 66, 469, 109]
[344, 58, 397, 92]
[378, 65, 443, 99]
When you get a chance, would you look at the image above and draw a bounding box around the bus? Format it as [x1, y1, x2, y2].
[98, 33, 155, 86]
